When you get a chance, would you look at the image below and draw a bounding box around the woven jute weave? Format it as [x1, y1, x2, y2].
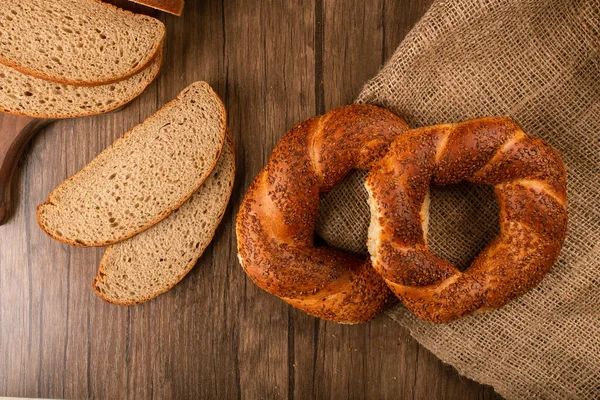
[316, 0, 600, 398]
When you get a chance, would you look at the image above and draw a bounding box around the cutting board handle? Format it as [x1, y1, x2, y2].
[0, 114, 52, 225]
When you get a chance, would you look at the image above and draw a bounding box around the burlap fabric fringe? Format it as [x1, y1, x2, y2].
[316, 0, 600, 398]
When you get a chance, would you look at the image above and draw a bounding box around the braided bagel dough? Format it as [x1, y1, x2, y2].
[236, 105, 409, 323]
[366, 117, 568, 323]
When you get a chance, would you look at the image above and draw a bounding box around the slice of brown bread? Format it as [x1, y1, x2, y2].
[37, 81, 227, 247]
[0, 49, 162, 118]
[93, 135, 235, 305]
[0, 0, 165, 85]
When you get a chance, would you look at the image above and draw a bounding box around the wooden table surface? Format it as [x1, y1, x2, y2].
[0, 1, 502, 398]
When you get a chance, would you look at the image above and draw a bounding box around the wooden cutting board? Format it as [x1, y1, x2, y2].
[0, 113, 51, 225]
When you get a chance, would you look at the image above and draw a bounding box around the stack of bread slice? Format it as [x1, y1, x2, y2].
[38, 81, 235, 305]
[0, 0, 166, 118]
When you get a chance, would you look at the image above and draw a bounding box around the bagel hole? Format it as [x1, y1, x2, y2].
[313, 234, 328, 248]
[427, 182, 499, 271]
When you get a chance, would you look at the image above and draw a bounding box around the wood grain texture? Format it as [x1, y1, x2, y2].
[0, 0, 502, 398]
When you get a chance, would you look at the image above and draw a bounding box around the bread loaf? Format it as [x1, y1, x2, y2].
[0, 50, 161, 118]
[0, 0, 165, 85]
[93, 135, 235, 305]
[37, 81, 227, 247]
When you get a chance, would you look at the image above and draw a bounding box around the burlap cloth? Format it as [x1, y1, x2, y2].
[316, 0, 600, 398]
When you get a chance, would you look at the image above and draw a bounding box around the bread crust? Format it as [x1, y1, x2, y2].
[0, 49, 163, 119]
[130, 0, 185, 16]
[0, 0, 166, 86]
[366, 117, 568, 323]
[36, 81, 227, 247]
[93, 134, 235, 305]
[236, 105, 409, 324]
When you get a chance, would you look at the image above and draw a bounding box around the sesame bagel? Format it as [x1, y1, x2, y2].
[366, 117, 568, 323]
[236, 105, 409, 323]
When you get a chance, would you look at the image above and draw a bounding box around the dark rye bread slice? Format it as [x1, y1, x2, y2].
[37, 81, 226, 246]
[0, 0, 165, 85]
[93, 135, 235, 305]
[0, 49, 162, 118]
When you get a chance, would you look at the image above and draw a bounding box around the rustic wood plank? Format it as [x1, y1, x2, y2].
[0, 0, 503, 398]
[222, 0, 319, 398]
[321, 1, 387, 390]
[0, 127, 42, 397]
[315, 1, 422, 399]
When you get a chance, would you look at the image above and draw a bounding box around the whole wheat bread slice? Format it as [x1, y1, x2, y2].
[0, 49, 162, 118]
[129, 0, 185, 16]
[93, 135, 235, 305]
[37, 81, 226, 247]
[0, 0, 165, 85]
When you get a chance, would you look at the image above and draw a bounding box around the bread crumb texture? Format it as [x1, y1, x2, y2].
[93, 137, 235, 304]
[37, 81, 226, 246]
[0, 0, 165, 84]
[0, 52, 161, 118]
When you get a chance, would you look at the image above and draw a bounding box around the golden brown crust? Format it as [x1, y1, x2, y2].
[36, 81, 227, 247]
[366, 117, 568, 323]
[236, 105, 409, 323]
